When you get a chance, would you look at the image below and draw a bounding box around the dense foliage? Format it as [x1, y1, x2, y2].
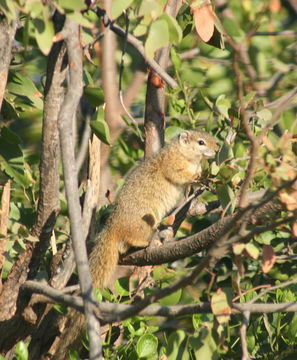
[0, 0, 296, 359]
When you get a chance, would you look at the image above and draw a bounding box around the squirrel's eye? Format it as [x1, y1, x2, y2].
[198, 140, 205, 146]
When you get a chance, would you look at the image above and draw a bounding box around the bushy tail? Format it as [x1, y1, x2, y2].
[53, 225, 120, 359]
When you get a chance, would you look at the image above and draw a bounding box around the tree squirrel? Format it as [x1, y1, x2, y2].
[53, 130, 218, 359]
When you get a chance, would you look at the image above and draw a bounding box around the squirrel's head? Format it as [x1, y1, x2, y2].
[178, 130, 219, 159]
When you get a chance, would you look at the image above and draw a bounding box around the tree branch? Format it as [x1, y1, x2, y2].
[95, 7, 178, 89]
[23, 280, 297, 320]
[57, 17, 101, 360]
[0, 16, 18, 111]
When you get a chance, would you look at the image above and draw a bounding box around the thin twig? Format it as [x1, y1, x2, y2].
[240, 311, 251, 360]
[253, 30, 297, 36]
[233, 54, 259, 209]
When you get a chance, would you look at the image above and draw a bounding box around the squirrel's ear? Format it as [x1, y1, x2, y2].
[179, 131, 190, 145]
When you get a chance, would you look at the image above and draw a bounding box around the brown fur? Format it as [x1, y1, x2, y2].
[53, 130, 218, 359]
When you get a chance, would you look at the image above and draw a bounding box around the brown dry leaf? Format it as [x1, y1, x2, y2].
[269, 0, 281, 13]
[84, 47, 96, 65]
[262, 135, 275, 151]
[279, 191, 297, 211]
[34, 91, 42, 98]
[211, 288, 231, 324]
[53, 32, 64, 42]
[261, 245, 276, 274]
[292, 221, 297, 238]
[166, 214, 176, 226]
[191, 0, 215, 43]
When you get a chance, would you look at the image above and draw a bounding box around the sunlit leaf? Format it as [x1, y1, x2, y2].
[32, 18, 54, 55]
[112, 0, 134, 19]
[211, 288, 231, 324]
[191, 0, 215, 42]
[136, 334, 158, 358]
[145, 18, 169, 59]
[90, 107, 110, 145]
[262, 245, 276, 274]
[58, 0, 86, 11]
[84, 86, 104, 107]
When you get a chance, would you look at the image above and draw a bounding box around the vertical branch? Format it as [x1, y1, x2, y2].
[240, 311, 251, 360]
[57, 18, 101, 360]
[0, 16, 18, 112]
[0, 180, 11, 290]
[99, 0, 125, 203]
[144, 0, 182, 158]
[233, 56, 259, 209]
[0, 14, 66, 325]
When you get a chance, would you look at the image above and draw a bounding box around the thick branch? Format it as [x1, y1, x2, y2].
[57, 18, 101, 360]
[144, 0, 182, 157]
[0, 14, 65, 325]
[121, 199, 283, 266]
[0, 16, 18, 111]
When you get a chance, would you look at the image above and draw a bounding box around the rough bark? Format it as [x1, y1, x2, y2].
[0, 16, 18, 112]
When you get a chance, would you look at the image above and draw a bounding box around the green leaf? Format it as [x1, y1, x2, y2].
[0, 0, 17, 21]
[83, 70, 94, 86]
[170, 47, 181, 71]
[58, 0, 87, 11]
[145, 18, 169, 59]
[215, 94, 231, 119]
[133, 23, 147, 37]
[136, 334, 158, 358]
[68, 349, 80, 360]
[233, 242, 245, 255]
[243, 91, 257, 107]
[257, 109, 272, 124]
[167, 330, 189, 360]
[216, 184, 235, 213]
[165, 126, 184, 141]
[84, 86, 105, 107]
[192, 313, 203, 331]
[15, 341, 29, 360]
[114, 277, 130, 297]
[7, 72, 43, 110]
[217, 141, 233, 165]
[286, 313, 297, 342]
[160, 13, 182, 44]
[218, 165, 237, 180]
[0, 128, 32, 188]
[159, 287, 182, 306]
[53, 304, 68, 316]
[67, 11, 93, 28]
[210, 161, 220, 176]
[90, 107, 110, 145]
[222, 17, 244, 40]
[191, 325, 218, 359]
[245, 243, 259, 260]
[254, 231, 275, 245]
[138, 0, 164, 18]
[32, 18, 54, 55]
[112, 0, 134, 19]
